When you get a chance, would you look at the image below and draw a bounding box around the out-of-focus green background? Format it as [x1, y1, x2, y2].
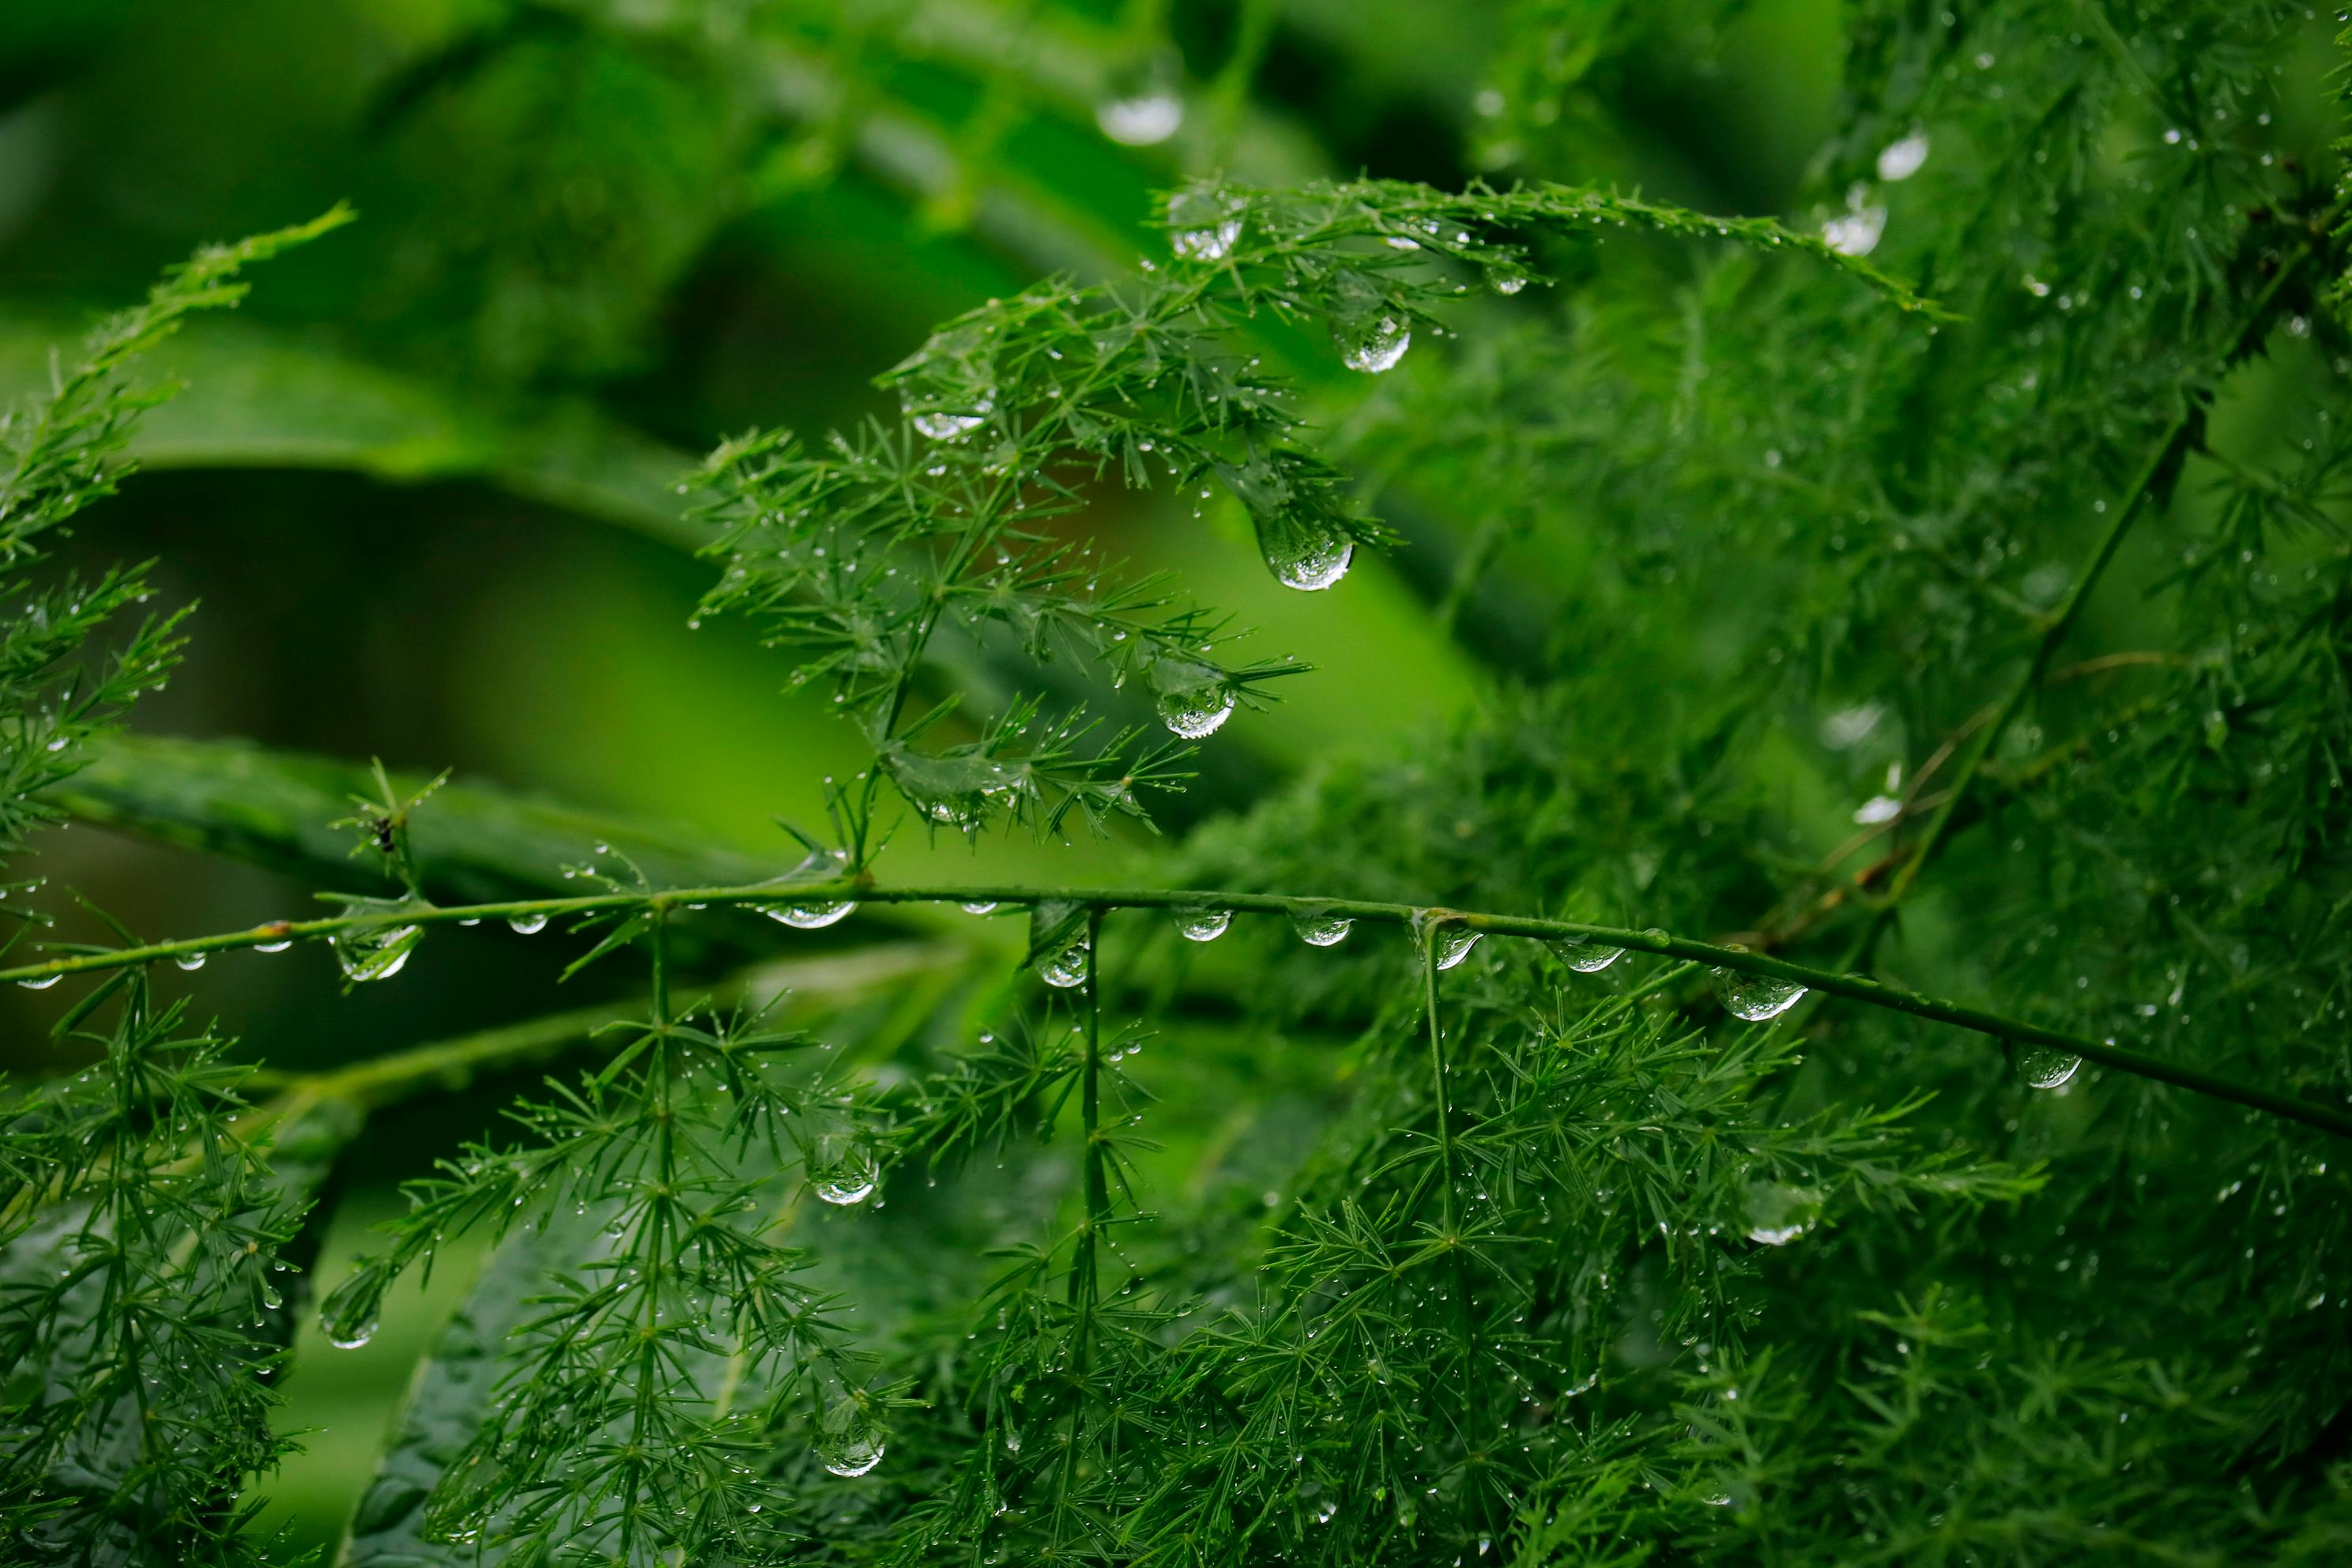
[0, 1, 1851, 1554]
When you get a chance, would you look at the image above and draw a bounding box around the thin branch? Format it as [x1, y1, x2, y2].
[6, 878, 2346, 1140]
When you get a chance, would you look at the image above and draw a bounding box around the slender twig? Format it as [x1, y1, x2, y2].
[9, 877, 2346, 1140]
[1876, 212, 2332, 921]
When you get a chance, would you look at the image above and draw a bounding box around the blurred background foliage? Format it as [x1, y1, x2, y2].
[3, 0, 2350, 1561]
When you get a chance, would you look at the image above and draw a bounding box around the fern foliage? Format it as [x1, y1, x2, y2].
[2, 5, 2352, 1568]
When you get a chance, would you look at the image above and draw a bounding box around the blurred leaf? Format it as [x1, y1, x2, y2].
[0, 315, 700, 547]
[334, 1217, 576, 1566]
[47, 732, 942, 938]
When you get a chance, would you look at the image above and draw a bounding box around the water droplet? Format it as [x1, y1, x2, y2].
[1099, 91, 1182, 145]
[1149, 658, 1236, 738]
[763, 846, 858, 928]
[17, 974, 59, 990]
[507, 911, 549, 935]
[255, 938, 292, 953]
[1414, 913, 1479, 971]
[2019, 1046, 2081, 1089]
[1742, 1182, 1822, 1246]
[1711, 965, 1805, 1022]
[1097, 55, 1185, 146]
[173, 952, 206, 972]
[812, 1143, 880, 1206]
[1291, 907, 1352, 948]
[1261, 524, 1352, 593]
[1027, 898, 1096, 988]
[1484, 258, 1529, 295]
[1876, 128, 1930, 181]
[959, 900, 999, 915]
[1821, 183, 1886, 257]
[816, 1398, 888, 1477]
[1547, 937, 1622, 973]
[1337, 314, 1411, 374]
[1167, 189, 1242, 261]
[914, 410, 985, 441]
[319, 1261, 388, 1349]
[334, 924, 421, 984]
[1176, 908, 1231, 943]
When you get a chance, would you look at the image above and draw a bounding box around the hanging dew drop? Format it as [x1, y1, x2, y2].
[1741, 1182, 1822, 1246]
[174, 952, 206, 971]
[1167, 189, 1242, 260]
[816, 1398, 888, 1478]
[18, 974, 59, 989]
[507, 911, 549, 935]
[1149, 658, 1237, 738]
[1711, 961, 1806, 1022]
[1097, 54, 1185, 147]
[1414, 912, 1479, 970]
[2018, 1046, 2081, 1089]
[812, 1143, 880, 1206]
[766, 899, 856, 929]
[913, 410, 985, 441]
[959, 900, 999, 915]
[1036, 929, 1091, 989]
[1875, 127, 1931, 181]
[763, 845, 858, 929]
[319, 1262, 389, 1351]
[1099, 90, 1182, 145]
[1291, 907, 1353, 947]
[334, 924, 421, 984]
[1547, 937, 1622, 973]
[1177, 909, 1231, 942]
[1484, 258, 1529, 295]
[1338, 315, 1410, 374]
[1029, 899, 1092, 988]
[1265, 529, 1353, 592]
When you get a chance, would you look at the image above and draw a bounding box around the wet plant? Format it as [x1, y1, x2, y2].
[4, 4, 2352, 1566]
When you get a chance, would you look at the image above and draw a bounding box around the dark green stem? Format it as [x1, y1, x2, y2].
[7, 880, 2346, 1141]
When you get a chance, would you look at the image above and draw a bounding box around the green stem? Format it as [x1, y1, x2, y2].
[1057, 906, 1109, 1532]
[1423, 930, 1457, 1238]
[1875, 206, 2332, 925]
[6, 880, 2346, 1140]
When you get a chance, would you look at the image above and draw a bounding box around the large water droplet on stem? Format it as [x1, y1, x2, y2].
[812, 1143, 880, 1206]
[334, 923, 421, 984]
[763, 845, 857, 929]
[320, 1261, 390, 1350]
[1097, 55, 1184, 147]
[1176, 908, 1231, 943]
[1415, 913, 1479, 971]
[1148, 658, 1236, 739]
[1711, 964, 1806, 1022]
[1337, 314, 1411, 374]
[1547, 937, 1622, 973]
[1258, 519, 1352, 593]
[1291, 907, 1353, 948]
[816, 1397, 888, 1477]
[1741, 1182, 1822, 1246]
[1167, 188, 1241, 261]
[2018, 1046, 2081, 1089]
[1031, 899, 1092, 989]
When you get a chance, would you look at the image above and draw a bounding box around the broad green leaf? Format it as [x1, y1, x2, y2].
[0, 315, 700, 548]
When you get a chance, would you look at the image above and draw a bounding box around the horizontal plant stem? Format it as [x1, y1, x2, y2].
[7, 878, 2347, 1141]
[241, 940, 962, 1114]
